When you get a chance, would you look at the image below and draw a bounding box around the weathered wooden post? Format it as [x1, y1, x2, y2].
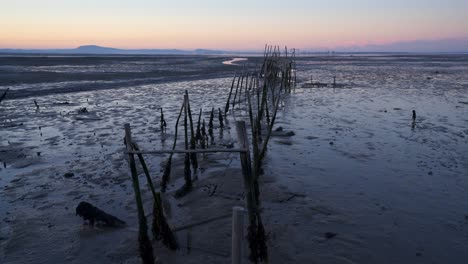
[231, 206, 245, 264]
[160, 108, 166, 132]
[124, 123, 155, 264]
[175, 94, 192, 198]
[0, 88, 9, 104]
[161, 102, 185, 192]
[225, 74, 237, 113]
[185, 91, 198, 173]
[235, 121, 261, 262]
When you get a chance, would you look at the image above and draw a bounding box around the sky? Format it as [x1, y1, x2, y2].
[1, 0, 467, 50]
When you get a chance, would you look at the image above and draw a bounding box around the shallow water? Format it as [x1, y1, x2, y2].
[1, 55, 468, 263]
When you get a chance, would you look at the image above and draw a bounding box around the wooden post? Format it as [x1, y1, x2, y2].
[235, 121, 258, 262]
[161, 102, 185, 192]
[218, 108, 224, 129]
[133, 142, 179, 250]
[231, 206, 245, 264]
[185, 91, 198, 173]
[33, 99, 40, 110]
[225, 74, 237, 113]
[196, 108, 202, 143]
[124, 123, 155, 264]
[160, 108, 166, 132]
[0, 88, 9, 104]
[175, 95, 192, 198]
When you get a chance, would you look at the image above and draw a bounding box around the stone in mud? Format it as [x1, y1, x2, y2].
[64, 172, 74, 178]
[324, 232, 337, 239]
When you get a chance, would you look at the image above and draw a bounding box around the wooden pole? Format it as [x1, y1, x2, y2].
[196, 108, 202, 143]
[133, 142, 179, 250]
[231, 206, 245, 264]
[160, 108, 166, 132]
[185, 91, 198, 173]
[175, 95, 192, 198]
[235, 121, 259, 262]
[225, 74, 237, 113]
[161, 101, 185, 192]
[124, 124, 155, 264]
[0, 88, 9, 104]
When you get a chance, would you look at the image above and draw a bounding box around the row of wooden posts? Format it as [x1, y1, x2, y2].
[124, 44, 297, 264]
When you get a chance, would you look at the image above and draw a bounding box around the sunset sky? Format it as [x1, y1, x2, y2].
[1, 0, 467, 50]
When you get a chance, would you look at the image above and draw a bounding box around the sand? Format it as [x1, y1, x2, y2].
[1, 55, 468, 263]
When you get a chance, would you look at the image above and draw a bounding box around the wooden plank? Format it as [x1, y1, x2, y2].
[126, 148, 247, 155]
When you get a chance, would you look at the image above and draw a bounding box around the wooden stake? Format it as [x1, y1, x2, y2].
[132, 142, 179, 250]
[225, 74, 237, 113]
[124, 124, 155, 264]
[235, 121, 260, 263]
[0, 88, 9, 104]
[185, 91, 198, 173]
[161, 102, 185, 192]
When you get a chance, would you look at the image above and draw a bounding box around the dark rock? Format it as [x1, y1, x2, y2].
[324, 232, 337, 239]
[64, 172, 74, 178]
[77, 107, 88, 114]
[76, 201, 126, 227]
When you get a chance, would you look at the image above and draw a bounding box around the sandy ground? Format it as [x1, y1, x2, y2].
[1, 55, 468, 263]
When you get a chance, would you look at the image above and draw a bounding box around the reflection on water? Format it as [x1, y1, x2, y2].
[222, 58, 248, 65]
